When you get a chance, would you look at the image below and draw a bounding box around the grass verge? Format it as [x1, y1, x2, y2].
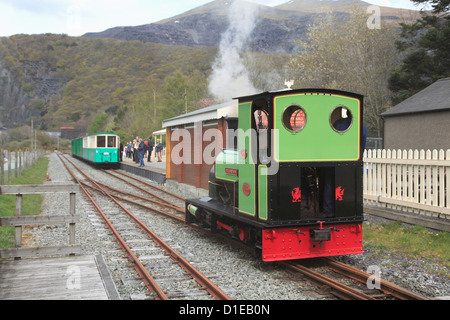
[363, 222, 450, 274]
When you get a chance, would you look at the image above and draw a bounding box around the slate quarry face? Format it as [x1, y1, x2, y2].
[83, 0, 412, 54]
[83, 2, 325, 54]
[0, 59, 68, 127]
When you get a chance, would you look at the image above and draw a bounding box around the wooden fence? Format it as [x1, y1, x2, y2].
[0, 183, 81, 259]
[363, 149, 450, 220]
[0, 149, 43, 184]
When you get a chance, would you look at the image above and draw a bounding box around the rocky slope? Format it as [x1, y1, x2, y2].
[0, 58, 67, 128]
[84, 0, 419, 53]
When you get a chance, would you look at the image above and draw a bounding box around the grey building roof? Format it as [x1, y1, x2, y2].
[381, 77, 450, 117]
[162, 101, 238, 128]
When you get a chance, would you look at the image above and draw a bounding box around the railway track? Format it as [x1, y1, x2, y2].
[57, 153, 430, 301]
[107, 166, 430, 300]
[57, 153, 230, 300]
[282, 258, 429, 300]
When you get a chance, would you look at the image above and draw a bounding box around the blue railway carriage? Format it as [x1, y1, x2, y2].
[72, 133, 120, 167]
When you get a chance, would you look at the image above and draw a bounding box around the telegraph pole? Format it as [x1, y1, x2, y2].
[31, 120, 34, 150]
[185, 88, 187, 113]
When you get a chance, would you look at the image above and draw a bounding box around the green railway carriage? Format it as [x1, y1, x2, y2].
[72, 133, 120, 167]
[186, 89, 365, 262]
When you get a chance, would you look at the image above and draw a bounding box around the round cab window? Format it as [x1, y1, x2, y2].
[282, 105, 306, 133]
[330, 106, 353, 133]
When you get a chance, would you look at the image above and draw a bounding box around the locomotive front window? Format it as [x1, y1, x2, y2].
[330, 106, 353, 133]
[97, 136, 106, 148]
[282, 105, 306, 133]
[108, 136, 117, 148]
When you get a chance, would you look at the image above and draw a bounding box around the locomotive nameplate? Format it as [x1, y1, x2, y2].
[225, 168, 238, 176]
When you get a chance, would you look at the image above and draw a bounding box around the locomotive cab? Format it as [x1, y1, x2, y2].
[186, 89, 365, 261]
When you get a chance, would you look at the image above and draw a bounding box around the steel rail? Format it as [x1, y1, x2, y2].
[105, 191, 231, 300]
[109, 169, 185, 201]
[57, 154, 169, 299]
[59, 154, 230, 300]
[282, 261, 376, 300]
[91, 178, 184, 213]
[80, 182, 169, 299]
[81, 181, 185, 223]
[320, 258, 429, 300]
[81, 176, 231, 300]
[62, 156, 180, 211]
[103, 169, 184, 209]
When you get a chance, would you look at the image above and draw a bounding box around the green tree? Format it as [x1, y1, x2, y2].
[87, 112, 108, 135]
[161, 70, 190, 120]
[388, 0, 450, 103]
[130, 94, 153, 139]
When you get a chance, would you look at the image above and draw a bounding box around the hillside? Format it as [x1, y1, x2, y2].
[84, 0, 420, 52]
[84, 0, 312, 53]
[0, 34, 217, 132]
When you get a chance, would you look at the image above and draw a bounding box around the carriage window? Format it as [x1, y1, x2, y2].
[282, 105, 306, 133]
[97, 136, 106, 148]
[108, 136, 116, 148]
[330, 106, 352, 133]
[254, 109, 269, 131]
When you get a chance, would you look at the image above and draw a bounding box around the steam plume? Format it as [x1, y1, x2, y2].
[208, 0, 260, 101]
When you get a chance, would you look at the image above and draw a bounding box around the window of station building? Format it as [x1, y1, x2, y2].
[108, 136, 117, 148]
[282, 105, 306, 133]
[330, 106, 353, 133]
[97, 136, 106, 148]
[254, 109, 269, 131]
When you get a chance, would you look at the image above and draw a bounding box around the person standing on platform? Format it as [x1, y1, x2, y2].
[155, 139, 163, 162]
[147, 137, 154, 162]
[134, 137, 140, 164]
[138, 138, 146, 167]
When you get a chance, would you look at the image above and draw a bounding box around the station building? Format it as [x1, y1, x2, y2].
[162, 101, 238, 190]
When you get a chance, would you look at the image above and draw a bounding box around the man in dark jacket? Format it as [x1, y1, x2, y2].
[138, 138, 146, 167]
[155, 139, 163, 162]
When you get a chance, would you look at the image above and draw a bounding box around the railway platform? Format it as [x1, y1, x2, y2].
[119, 156, 166, 184]
[0, 254, 120, 300]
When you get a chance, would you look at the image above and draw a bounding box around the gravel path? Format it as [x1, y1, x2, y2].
[24, 153, 449, 300]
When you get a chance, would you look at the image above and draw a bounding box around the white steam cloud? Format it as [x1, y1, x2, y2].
[208, 0, 260, 102]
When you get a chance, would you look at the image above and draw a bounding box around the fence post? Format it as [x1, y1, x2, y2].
[7, 150, 11, 183]
[438, 150, 445, 208]
[15, 194, 23, 260]
[0, 147, 4, 185]
[407, 150, 413, 206]
[447, 150, 450, 214]
[381, 149, 386, 207]
[69, 192, 76, 249]
[20, 150, 23, 176]
[14, 151, 18, 178]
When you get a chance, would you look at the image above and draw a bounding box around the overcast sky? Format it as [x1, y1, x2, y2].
[0, 0, 424, 37]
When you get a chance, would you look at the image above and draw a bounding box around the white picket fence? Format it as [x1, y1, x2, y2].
[363, 149, 450, 220]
